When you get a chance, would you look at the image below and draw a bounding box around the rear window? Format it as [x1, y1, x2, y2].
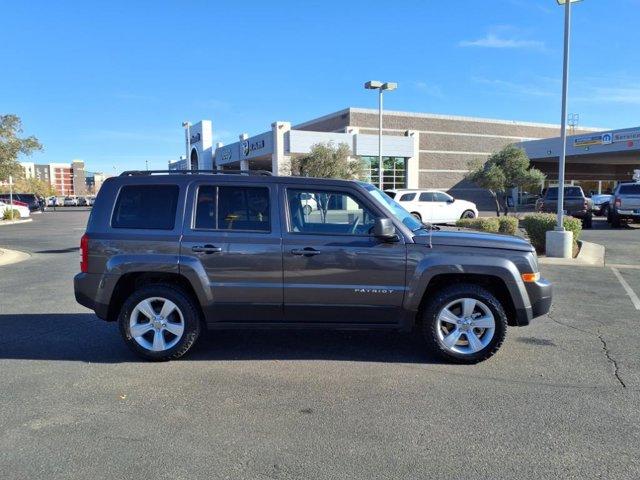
[112, 185, 179, 230]
[619, 184, 640, 195]
[546, 187, 583, 199]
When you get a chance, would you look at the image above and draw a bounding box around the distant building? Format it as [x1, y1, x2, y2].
[20, 160, 87, 195]
[85, 172, 107, 194]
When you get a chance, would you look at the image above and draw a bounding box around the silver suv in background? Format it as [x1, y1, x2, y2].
[609, 182, 640, 227]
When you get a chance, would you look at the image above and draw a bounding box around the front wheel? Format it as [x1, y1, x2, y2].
[582, 214, 593, 229]
[303, 204, 312, 216]
[460, 210, 476, 219]
[411, 212, 422, 221]
[119, 284, 202, 361]
[421, 284, 507, 363]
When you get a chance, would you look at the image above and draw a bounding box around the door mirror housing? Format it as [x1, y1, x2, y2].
[373, 218, 398, 241]
[447, 198, 455, 204]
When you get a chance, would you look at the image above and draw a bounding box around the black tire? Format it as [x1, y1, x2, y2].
[421, 283, 507, 364]
[118, 283, 202, 361]
[601, 205, 610, 218]
[582, 214, 593, 229]
[303, 204, 312, 216]
[461, 210, 476, 219]
[411, 212, 422, 221]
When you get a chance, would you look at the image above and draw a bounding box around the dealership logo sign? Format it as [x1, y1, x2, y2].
[613, 130, 640, 144]
[190, 132, 201, 145]
[221, 149, 232, 162]
[574, 133, 612, 147]
[242, 139, 266, 157]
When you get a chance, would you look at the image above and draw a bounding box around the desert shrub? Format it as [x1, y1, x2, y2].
[455, 217, 500, 233]
[2, 209, 21, 220]
[521, 213, 582, 253]
[498, 216, 519, 235]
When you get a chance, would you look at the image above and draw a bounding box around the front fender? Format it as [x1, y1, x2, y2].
[404, 248, 529, 313]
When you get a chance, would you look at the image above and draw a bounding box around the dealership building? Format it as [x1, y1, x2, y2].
[172, 108, 607, 207]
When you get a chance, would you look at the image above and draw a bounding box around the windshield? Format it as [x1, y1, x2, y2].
[361, 183, 425, 232]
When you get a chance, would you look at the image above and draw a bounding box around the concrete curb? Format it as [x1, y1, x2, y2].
[0, 218, 33, 226]
[538, 240, 605, 267]
[0, 248, 31, 266]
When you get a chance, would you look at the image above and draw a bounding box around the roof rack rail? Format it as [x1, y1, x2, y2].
[119, 169, 273, 177]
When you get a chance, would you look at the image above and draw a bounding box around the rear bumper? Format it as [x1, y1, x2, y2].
[515, 277, 553, 326]
[74, 273, 110, 320]
[616, 209, 640, 218]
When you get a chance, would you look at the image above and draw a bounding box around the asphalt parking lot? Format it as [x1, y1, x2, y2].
[1, 210, 639, 479]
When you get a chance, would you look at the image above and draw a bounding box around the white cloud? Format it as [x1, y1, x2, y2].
[472, 77, 557, 97]
[460, 33, 545, 50]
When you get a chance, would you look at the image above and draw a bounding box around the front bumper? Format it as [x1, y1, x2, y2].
[515, 277, 553, 326]
[616, 209, 640, 218]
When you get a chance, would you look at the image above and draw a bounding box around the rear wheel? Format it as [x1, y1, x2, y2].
[421, 284, 507, 363]
[118, 284, 201, 361]
[461, 210, 476, 219]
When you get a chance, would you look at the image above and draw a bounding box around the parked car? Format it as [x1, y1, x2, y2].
[0, 200, 30, 219]
[74, 170, 551, 363]
[590, 193, 613, 217]
[46, 196, 58, 207]
[609, 182, 640, 228]
[0, 193, 40, 211]
[63, 196, 79, 206]
[85, 195, 96, 206]
[385, 189, 478, 223]
[536, 186, 593, 228]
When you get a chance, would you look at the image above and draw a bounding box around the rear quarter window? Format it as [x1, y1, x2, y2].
[111, 184, 179, 230]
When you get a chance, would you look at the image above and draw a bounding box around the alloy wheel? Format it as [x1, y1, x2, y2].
[436, 297, 495, 355]
[129, 297, 185, 352]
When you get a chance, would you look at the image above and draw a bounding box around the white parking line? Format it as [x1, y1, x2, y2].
[611, 267, 640, 310]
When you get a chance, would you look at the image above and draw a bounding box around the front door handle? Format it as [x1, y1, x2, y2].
[291, 247, 321, 257]
[192, 244, 222, 254]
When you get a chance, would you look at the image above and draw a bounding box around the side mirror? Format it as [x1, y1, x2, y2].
[374, 218, 398, 241]
[447, 198, 455, 204]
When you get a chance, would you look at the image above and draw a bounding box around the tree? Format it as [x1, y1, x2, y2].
[0, 114, 43, 181]
[0, 177, 56, 197]
[291, 142, 365, 222]
[291, 142, 364, 180]
[466, 145, 545, 216]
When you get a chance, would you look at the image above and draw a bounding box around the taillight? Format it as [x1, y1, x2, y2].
[615, 197, 621, 208]
[80, 233, 89, 273]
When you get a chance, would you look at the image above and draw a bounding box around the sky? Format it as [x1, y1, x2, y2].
[2, 0, 639, 174]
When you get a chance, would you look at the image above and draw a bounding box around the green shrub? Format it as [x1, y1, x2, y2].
[2, 209, 21, 220]
[498, 216, 519, 235]
[521, 213, 582, 253]
[456, 217, 500, 233]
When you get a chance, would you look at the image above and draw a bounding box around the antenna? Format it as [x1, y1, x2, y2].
[568, 113, 579, 134]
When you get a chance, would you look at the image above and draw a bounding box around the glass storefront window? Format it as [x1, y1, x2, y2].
[360, 156, 407, 189]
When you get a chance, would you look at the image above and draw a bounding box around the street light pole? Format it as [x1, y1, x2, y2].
[365, 81, 397, 190]
[556, 0, 573, 231]
[378, 88, 383, 189]
[546, 0, 581, 258]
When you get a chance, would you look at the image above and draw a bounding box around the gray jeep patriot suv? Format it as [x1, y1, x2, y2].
[74, 170, 552, 363]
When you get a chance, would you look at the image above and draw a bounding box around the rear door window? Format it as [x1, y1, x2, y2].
[194, 185, 270, 232]
[112, 184, 179, 230]
[419, 192, 436, 202]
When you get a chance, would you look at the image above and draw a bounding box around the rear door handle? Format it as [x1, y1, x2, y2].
[291, 247, 321, 256]
[192, 244, 222, 254]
